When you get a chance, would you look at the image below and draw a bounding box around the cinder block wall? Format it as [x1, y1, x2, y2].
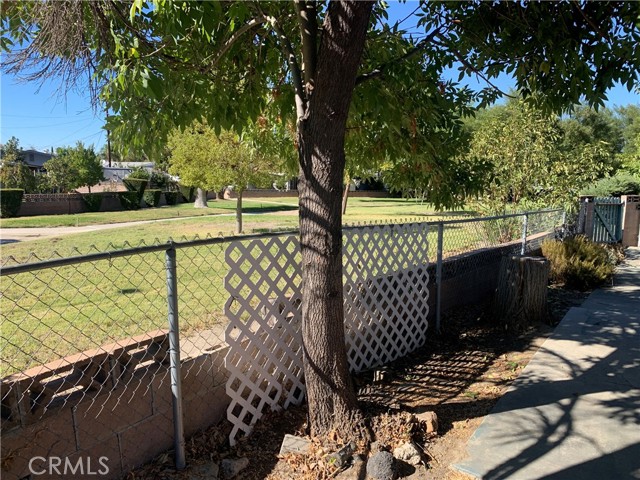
[1, 347, 229, 480]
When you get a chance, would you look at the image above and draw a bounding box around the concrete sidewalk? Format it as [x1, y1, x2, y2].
[454, 248, 640, 479]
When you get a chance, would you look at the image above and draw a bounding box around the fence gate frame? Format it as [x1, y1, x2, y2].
[589, 196, 624, 243]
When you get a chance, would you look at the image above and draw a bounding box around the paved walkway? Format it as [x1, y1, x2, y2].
[0, 212, 267, 245]
[454, 247, 640, 479]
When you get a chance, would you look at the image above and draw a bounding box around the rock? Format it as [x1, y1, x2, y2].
[220, 457, 249, 479]
[366, 451, 396, 480]
[415, 410, 438, 434]
[327, 441, 356, 468]
[279, 434, 311, 455]
[334, 454, 366, 480]
[187, 461, 219, 480]
[393, 442, 422, 466]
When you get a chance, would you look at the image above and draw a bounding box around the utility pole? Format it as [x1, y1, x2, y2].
[105, 107, 112, 167]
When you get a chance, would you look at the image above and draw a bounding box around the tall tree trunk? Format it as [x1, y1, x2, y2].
[194, 188, 208, 208]
[236, 188, 243, 234]
[297, 0, 374, 437]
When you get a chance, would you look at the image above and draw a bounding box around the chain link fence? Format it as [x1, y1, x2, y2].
[0, 208, 563, 479]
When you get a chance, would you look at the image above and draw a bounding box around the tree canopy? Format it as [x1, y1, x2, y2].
[464, 99, 612, 211]
[0, 136, 36, 192]
[168, 121, 280, 230]
[45, 142, 103, 193]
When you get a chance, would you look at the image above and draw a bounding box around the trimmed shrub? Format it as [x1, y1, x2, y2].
[164, 191, 179, 205]
[123, 178, 148, 200]
[118, 191, 141, 210]
[0, 189, 24, 218]
[542, 236, 615, 290]
[143, 189, 162, 207]
[82, 193, 103, 212]
[128, 167, 150, 180]
[179, 184, 196, 203]
[149, 171, 169, 189]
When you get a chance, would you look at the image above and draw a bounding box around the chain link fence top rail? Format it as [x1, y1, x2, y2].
[0, 209, 563, 476]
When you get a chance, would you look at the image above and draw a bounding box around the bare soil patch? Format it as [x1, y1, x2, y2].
[130, 285, 589, 480]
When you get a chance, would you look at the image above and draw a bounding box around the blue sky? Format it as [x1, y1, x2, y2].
[1, 77, 107, 152]
[1, 1, 638, 153]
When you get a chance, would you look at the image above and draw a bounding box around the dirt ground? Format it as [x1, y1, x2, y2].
[131, 285, 590, 480]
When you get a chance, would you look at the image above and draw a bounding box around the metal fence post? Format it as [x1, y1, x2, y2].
[165, 246, 186, 470]
[520, 213, 529, 255]
[435, 222, 444, 333]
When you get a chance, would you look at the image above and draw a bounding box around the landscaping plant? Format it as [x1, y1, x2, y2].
[542, 236, 616, 290]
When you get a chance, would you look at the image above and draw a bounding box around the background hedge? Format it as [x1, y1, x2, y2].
[143, 189, 162, 207]
[118, 191, 141, 210]
[0, 189, 24, 218]
[123, 178, 148, 200]
[82, 193, 104, 212]
[164, 191, 179, 205]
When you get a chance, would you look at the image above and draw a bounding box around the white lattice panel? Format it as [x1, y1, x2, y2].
[224, 223, 430, 445]
[343, 223, 430, 372]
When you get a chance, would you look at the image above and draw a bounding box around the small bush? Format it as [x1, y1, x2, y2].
[123, 178, 148, 200]
[542, 236, 615, 290]
[149, 171, 169, 189]
[127, 167, 150, 180]
[179, 184, 196, 203]
[82, 193, 103, 212]
[0, 189, 24, 217]
[164, 191, 179, 205]
[118, 191, 141, 210]
[143, 189, 162, 207]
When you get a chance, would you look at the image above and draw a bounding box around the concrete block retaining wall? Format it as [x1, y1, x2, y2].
[1, 342, 229, 480]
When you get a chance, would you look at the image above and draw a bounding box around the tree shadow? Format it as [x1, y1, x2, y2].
[454, 262, 640, 479]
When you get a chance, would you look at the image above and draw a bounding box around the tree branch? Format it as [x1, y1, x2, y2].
[253, 2, 306, 119]
[433, 38, 516, 99]
[571, 0, 610, 43]
[202, 15, 268, 72]
[294, 0, 318, 94]
[355, 27, 442, 86]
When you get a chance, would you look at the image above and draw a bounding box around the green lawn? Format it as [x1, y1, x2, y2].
[1, 196, 499, 376]
[0, 198, 298, 228]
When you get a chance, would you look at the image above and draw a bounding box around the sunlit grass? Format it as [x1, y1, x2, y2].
[1, 196, 491, 376]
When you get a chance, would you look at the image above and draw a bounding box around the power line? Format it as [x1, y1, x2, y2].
[5, 118, 102, 129]
[2, 114, 94, 119]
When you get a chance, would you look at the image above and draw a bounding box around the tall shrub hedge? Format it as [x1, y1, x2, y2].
[0, 189, 24, 218]
[164, 191, 179, 205]
[82, 193, 104, 212]
[118, 191, 141, 210]
[179, 184, 196, 203]
[143, 189, 162, 207]
[123, 178, 148, 200]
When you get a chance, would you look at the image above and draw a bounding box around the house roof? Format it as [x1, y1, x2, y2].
[22, 149, 54, 169]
